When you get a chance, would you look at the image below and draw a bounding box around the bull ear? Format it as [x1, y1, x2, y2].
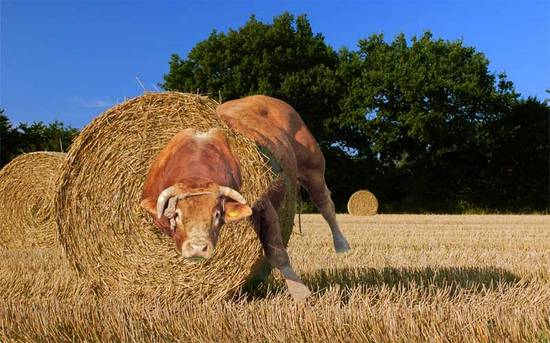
[223, 202, 252, 223]
[140, 197, 158, 217]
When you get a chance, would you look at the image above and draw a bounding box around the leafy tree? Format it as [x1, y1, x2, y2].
[0, 110, 19, 166]
[336, 32, 528, 211]
[486, 97, 550, 211]
[14, 121, 78, 154]
[0, 109, 78, 168]
[163, 13, 341, 146]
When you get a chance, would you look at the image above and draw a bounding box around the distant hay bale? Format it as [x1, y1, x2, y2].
[0, 152, 66, 248]
[347, 190, 378, 216]
[55, 92, 295, 302]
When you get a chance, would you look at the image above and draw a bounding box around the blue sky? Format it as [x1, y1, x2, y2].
[2, 0, 549, 128]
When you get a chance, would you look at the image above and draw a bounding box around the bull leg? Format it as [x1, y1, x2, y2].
[301, 174, 350, 253]
[253, 200, 311, 301]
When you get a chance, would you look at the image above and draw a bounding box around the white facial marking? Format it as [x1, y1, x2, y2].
[194, 131, 209, 138]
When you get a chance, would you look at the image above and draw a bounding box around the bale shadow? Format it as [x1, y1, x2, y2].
[245, 266, 522, 300]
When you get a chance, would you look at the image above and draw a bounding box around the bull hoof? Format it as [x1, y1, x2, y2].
[286, 279, 312, 302]
[333, 237, 351, 254]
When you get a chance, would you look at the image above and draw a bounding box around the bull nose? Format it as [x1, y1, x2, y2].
[183, 241, 212, 258]
[191, 243, 208, 254]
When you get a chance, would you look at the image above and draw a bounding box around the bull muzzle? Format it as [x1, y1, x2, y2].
[181, 239, 214, 259]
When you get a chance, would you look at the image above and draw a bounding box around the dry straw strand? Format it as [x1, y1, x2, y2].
[0, 151, 66, 249]
[55, 92, 295, 302]
[347, 190, 378, 216]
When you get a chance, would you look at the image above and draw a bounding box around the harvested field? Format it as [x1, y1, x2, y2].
[2, 214, 550, 342]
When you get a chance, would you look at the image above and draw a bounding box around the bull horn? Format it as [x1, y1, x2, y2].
[219, 186, 246, 204]
[156, 186, 179, 219]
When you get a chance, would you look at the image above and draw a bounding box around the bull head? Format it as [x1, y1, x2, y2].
[141, 182, 252, 260]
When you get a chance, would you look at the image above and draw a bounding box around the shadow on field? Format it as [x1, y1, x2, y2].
[246, 266, 522, 299]
[302, 266, 521, 292]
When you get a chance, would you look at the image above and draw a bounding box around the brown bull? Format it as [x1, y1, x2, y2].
[141, 95, 350, 300]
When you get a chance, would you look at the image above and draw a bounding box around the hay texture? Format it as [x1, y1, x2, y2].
[56, 92, 295, 302]
[347, 190, 378, 216]
[0, 152, 66, 248]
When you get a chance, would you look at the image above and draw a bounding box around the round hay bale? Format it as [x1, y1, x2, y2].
[347, 190, 378, 216]
[56, 92, 295, 302]
[0, 152, 66, 248]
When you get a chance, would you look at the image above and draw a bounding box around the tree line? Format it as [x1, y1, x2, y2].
[163, 13, 549, 213]
[2, 13, 548, 213]
[0, 109, 78, 167]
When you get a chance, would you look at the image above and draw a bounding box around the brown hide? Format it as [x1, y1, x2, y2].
[216, 95, 325, 188]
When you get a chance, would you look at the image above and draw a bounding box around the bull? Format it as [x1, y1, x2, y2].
[141, 95, 350, 300]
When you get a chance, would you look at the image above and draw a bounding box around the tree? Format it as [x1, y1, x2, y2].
[0, 110, 19, 166]
[0, 110, 79, 168]
[14, 121, 78, 154]
[486, 97, 550, 211]
[163, 13, 341, 146]
[336, 32, 525, 212]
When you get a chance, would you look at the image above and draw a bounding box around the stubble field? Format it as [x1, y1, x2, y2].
[1, 214, 550, 342]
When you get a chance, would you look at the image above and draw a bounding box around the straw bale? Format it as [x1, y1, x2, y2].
[347, 190, 378, 216]
[55, 92, 296, 302]
[0, 152, 66, 248]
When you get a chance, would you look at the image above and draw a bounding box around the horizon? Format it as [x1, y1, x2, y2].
[2, 0, 549, 129]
